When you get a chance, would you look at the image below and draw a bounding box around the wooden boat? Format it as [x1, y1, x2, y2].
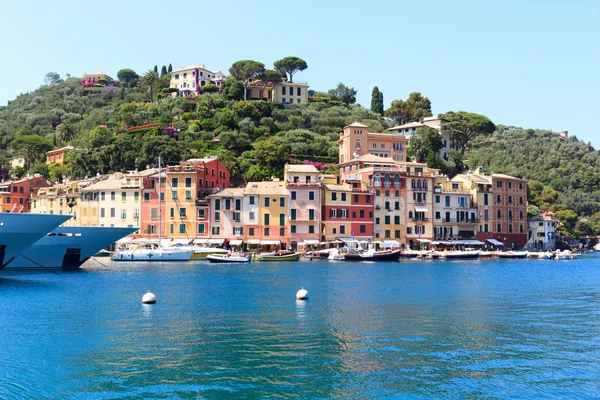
[343, 249, 401, 261]
[207, 253, 251, 263]
[257, 250, 301, 261]
[443, 250, 480, 259]
[497, 251, 528, 259]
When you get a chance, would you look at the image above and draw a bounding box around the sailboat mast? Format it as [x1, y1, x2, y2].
[158, 155, 161, 246]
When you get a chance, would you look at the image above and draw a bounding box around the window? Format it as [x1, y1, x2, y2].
[198, 209, 205, 219]
[100, 208, 105, 218]
[235, 199, 241, 211]
[170, 224, 174, 234]
[341, 193, 347, 201]
[280, 228, 285, 236]
[172, 178, 178, 188]
[407, 227, 412, 235]
[282, 86, 286, 95]
[360, 225, 366, 234]
[508, 195, 512, 203]
[373, 143, 377, 149]
[395, 201, 400, 210]
[225, 199, 231, 210]
[309, 191, 315, 201]
[265, 228, 270, 236]
[179, 208, 186, 218]
[172, 191, 178, 200]
[497, 209, 501, 219]
[198, 224, 205, 234]
[309, 209, 315, 221]
[215, 199, 221, 210]
[249, 196, 255, 205]
[212, 226, 220, 235]
[385, 216, 390, 224]
[497, 195, 501, 203]
[297, 87, 301, 96]
[366, 195, 371, 204]
[214, 212, 220, 221]
[280, 198, 285, 207]
[435, 195, 440, 203]
[110, 208, 115, 218]
[185, 177, 192, 187]
[144, 193, 150, 201]
[340, 225, 346, 234]
[101, 192, 106, 201]
[291, 225, 297, 234]
[332, 192, 337, 201]
[356, 140, 361, 149]
[385, 230, 391, 238]
[359, 209, 365, 218]
[179, 224, 186, 234]
[484, 194, 488, 206]
[249, 228, 255, 236]
[445, 196, 450, 207]
[394, 215, 400, 224]
[265, 198, 270, 207]
[249, 211, 255, 220]
[436, 211, 441, 219]
[160, 193, 164, 202]
[497, 224, 502, 232]
[121, 209, 126, 219]
[508, 182, 512, 189]
[264, 214, 270, 225]
[279, 214, 285, 226]
[332, 228, 337, 234]
[497, 181, 503, 188]
[291, 191, 297, 200]
[309, 225, 315, 234]
[185, 190, 192, 200]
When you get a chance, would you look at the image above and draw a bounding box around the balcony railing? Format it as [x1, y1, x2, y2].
[440, 218, 479, 224]
[286, 182, 321, 187]
[195, 198, 209, 206]
[410, 218, 430, 222]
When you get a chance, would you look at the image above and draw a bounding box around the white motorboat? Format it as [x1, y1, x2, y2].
[328, 248, 343, 261]
[112, 241, 192, 261]
[443, 250, 480, 259]
[207, 253, 251, 263]
[5, 226, 137, 270]
[0, 213, 71, 270]
[554, 250, 581, 260]
[497, 251, 528, 259]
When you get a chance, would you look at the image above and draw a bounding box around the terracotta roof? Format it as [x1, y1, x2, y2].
[357, 154, 396, 164]
[211, 188, 244, 197]
[344, 122, 369, 128]
[322, 183, 351, 191]
[285, 164, 320, 173]
[388, 122, 425, 130]
[243, 181, 286, 196]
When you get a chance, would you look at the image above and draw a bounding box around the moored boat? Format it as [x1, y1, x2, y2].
[497, 250, 528, 259]
[207, 253, 251, 263]
[343, 248, 401, 261]
[443, 250, 480, 259]
[257, 250, 301, 261]
[5, 226, 137, 270]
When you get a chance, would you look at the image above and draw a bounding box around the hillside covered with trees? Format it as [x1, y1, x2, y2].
[0, 61, 598, 236]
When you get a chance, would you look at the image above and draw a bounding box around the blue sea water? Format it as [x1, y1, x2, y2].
[2, 256, 600, 399]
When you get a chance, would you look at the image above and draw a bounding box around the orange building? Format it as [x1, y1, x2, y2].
[0, 176, 53, 213]
[338, 122, 408, 164]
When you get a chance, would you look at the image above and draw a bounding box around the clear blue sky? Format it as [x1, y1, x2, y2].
[1, 0, 599, 145]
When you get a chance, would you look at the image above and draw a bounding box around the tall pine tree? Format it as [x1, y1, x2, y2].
[371, 86, 384, 115]
[168, 63, 173, 73]
[153, 65, 158, 74]
[161, 65, 168, 76]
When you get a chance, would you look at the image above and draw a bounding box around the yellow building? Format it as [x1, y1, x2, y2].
[32, 183, 79, 225]
[404, 163, 438, 248]
[432, 178, 478, 240]
[169, 64, 225, 97]
[164, 165, 198, 239]
[255, 180, 289, 249]
[321, 183, 353, 240]
[245, 78, 310, 107]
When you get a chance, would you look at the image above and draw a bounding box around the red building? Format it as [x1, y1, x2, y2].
[0, 176, 53, 213]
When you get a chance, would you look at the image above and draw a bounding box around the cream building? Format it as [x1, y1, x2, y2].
[387, 116, 451, 160]
[169, 64, 225, 97]
[432, 178, 479, 240]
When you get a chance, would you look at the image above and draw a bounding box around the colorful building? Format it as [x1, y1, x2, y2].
[46, 146, 81, 166]
[432, 178, 479, 241]
[387, 116, 451, 160]
[164, 157, 230, 239]
[208, 188, 244, 246]
[169, 64, 225, 97]
[338, 122, 408, 164]
[0, 176, 53, 213]
[284, 164, 322, 247]
[252, 180, 289, 249]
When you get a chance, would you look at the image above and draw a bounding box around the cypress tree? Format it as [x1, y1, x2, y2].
[161, 65, 168, 77]
[168, 63, 173, 73]
[371, 86, 384, 115]
[153, 65, 158, 74]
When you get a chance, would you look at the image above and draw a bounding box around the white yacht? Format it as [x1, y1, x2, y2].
[111, 239, 192, 262]
[0, 213, 71, 270]
[4, 226, 137, 270]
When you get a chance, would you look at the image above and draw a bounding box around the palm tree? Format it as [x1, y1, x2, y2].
[56, 123, 76, 144]
[142, 70, 160, 101]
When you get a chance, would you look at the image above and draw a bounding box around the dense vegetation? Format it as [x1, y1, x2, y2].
[0, 64, 598, 236]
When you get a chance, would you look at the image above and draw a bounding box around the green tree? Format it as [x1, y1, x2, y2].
[385, 92, 432, 125]
[273, 56, 308, 82]
[11, 166, 26, 179]
[44, 71, 62, 85]
[117, 69, 139, 87]
[28, 161, 49, 178]
[328, 83, 357, 105]
[56, 122, 76, 144]
[153, 65, 158, 74]
[49, 163, 72, 182]
[222, 78, 244, 101]
[218, 131, 252, 155]
[371, 86, 384, 115]
[168, 63, 173, 73]
[10, 135, 53, 169]
[441, 111, 495, 153]
[251, 138, 286, 168]
[142, 70, 160, 100]
[409, 126, 442, 162]
[201, 83, 219, 94]
[160, 65, 168, 77]
[229, 60, 265, 100]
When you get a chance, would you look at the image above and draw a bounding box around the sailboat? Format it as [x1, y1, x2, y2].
[111, 156, 192, 262]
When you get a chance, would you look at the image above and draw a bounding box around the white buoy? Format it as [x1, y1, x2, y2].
[296, 288, 309, 300]
[142, 291, 156, 304]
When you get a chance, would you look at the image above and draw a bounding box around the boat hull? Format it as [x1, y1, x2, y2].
[207, 254, 251, 263]
[257, 253, 301, 261]
[444, 251, 481, 260]
[343, 249, 401, 261]
[0, 213, 72, 270]
[111, 249, 192, 261]
[5, 226, 137, 270]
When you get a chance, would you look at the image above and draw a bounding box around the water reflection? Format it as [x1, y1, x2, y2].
[141, 304, 153, 318]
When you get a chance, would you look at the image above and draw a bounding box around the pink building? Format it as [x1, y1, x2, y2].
[284, 164, 322, 247]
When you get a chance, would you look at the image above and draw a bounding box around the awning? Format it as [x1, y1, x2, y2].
[455, 240, 484, 245]
[416, 238, 431, 243]
[382, 240, 400, 248]
[414, 206, 429, 212]
[194, 238, 209, 245]
[302, 239, 320, 245]
[432, 241, 451, 245]
[229, 239, 243, 246]
[261, 240, 280, 245]
[171, 239, 190, 245]
[208, 238, 224, 245]
[247, 239, 261, 245]
[486, 239, 504, 246]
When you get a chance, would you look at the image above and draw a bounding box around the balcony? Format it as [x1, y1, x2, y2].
[344, 174, 361, 181]
[410, 218, 429, 222]
[440, 218, 479, 224]
[410, 186, 429, 192]
[286, 181, 321, 187]
[195, 198, 209, 206]
[351, 187, 374, 193]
